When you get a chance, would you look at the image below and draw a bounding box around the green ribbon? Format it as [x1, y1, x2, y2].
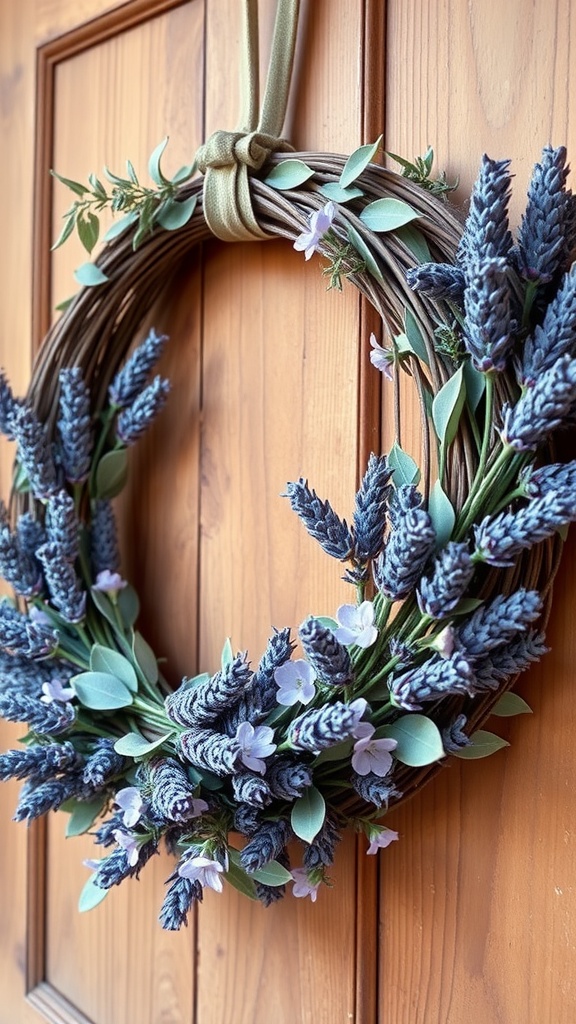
[196, 0, 301, 242]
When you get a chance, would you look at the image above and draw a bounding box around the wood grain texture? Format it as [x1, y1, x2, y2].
[381, 2, 576, 1021]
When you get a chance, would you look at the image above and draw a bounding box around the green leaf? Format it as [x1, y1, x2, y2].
[51, 170, 87, 196]
[95, 449, 128, 500]
[103, 211, 138, 241]
[126, 159, 139, 185]
[313, 738, 353, 764]
[181, 672, 210, 692]
[340, 135, 382, 188]
[65, 796, 106, 837]
[132, 632, 158, 685]
[359, 197, 420, 233]
[316, 616, 338, 631]
[381, 714, 445, 766]
[88, 172, 106, 198]
[171, 162, 196, 184]
[248, 860, 293, 886]
[402, 309, 430, 366]
[291, 785, 326, 843]
[148, 137, 170, 187]
[388, 441, 421, 487]
[451, 729, 510, 759]
[90, 644, 138, 693]
[264, 159, 314, 190]
[451, 597, 483, 616]
[103, 166, 131, 187]
[117, 584, 140, 628]
[78, 876, 109, 913]
[72, 671, 133, 710]
[195, 769, 224, 791]
[432, 365, 466, 447]
[319, 182, 364, 203]
[395, 224, 431, 263]
[51, 215, 76, 251]
[428, 480, 455, 548]
[55, 295, 76, 312]
[346, 224, 383, 283]
[491, 693, 533, 717]
[225, 852, 258, 900]
[155, 196, 197, 231]
[89, 587, 117, 628]
[221, 637, 233, 670]
[463, 359, 486, 413]
[114, 731, 174, 757]
[74, 263, 109, 287]
[77, 211, 100, 255]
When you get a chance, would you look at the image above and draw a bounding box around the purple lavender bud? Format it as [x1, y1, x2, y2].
[456, 588, 542, 659]
[0, 740, 79, 782]
[93, 839, 157, 889]
[179, 727, 238, 776]
[90, 499, 120, 577]
[159, 874, 202, 930]
[14, 775, 82, 821]
[36, 542, 86, 622]
[57, 367, 92, 483]
[0, 691, 75, 734]
[517, 146, 570, 284]
[17, 514, 46, 559]
[442, 714, 471, 753]
[109, 329, 168, 408]
[148, 757, 203, 823]
[407, 263, 466, 302]
[93, 812, 125, 847]
[352, 453, 392, 562]
[298, 616, 352, 687]
[502, 354, 576, 451]
[251, 626, 295, 715]
[473, 631, 548, 690]
[11, 405, 57, 499]
[520, 264, 576, 385]
[231, 771, 273, 807]
[288, 702, 360, 753]
[284, 478, 354, 561]
[417, 542, 475, 619]
[46, 491, 79, 563]
[267, 757, 313, 800]
[233, 804, 262, 836]
[116, 376, 170, 446]
[83, 739, 126, 788]
[0, 602, 59, 659]
[389, 651, 477, 711]
[374, 486, 436, 601]
[463, 258, 513, 372]
[240, 818, 292, 873]
[352, 772, 402, 809]
[457, 156, 513, 271]
[0, 518, 42, 597]
[520, 460, 576, 499]
[165, 653, 252, 728]
[474, 490, 576, 567]
[0, 370, 23, 440]
[302, 813, 341, 870]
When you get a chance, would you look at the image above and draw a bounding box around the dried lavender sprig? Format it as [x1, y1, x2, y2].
[352, 453, 392, 562]
[457, 155, 514, 272]
[231, 771, 274, 807]
[406, 263, 466, 302]
[303, 813, 341, 870]
[90, 499, 120, 576]
[502, 354, 576, 451]
[284, 479, 354, 560]
[11, 404, 57, 499]
[251, 627, 295, 715]
[473, 631, 548, 691]
[289, 702, 361, 753]
[0, 602, 59, 659]
[36, 542, 86, 622]
[45, 490, 79, 563]
[389, 651, 477, 711]
[520, 460, 576, 499]
[159, 875, 202, 930]
[233, 803, 262, 836]
[93, 840, 158, 889]
[374, 486, 436, 602]
[240, 818, 292, 873]
[474, 490, 576, 567]
[17, 514, 46, 560]
[352, 773, 402, 809]
[13, 774, 84, 822]
[116, 375, 170, 446]
[417, 542, 475, 619]
[148, 757, 204, 823]
[463, 257, 513, 372]
[0, 692, 75, 734]
[520, 264, 576, 385]
[456, 588, 542, 659]
[57, 367, 93, 483]
[0, 519, 42, 597]
[266, 757, 313, 800]
[93, 812, 125, 848]
[298, 617, 352, 687]
[0, 370, 22, 439]
[165, 652, 252, 728]
[517, 145, 570, 284]
[442, 714, 471, 753]
[109, 329, 168, 408]
[83, 739, 126, 788]
[0, 741, 79, 782]
[179, 727, 239, 776]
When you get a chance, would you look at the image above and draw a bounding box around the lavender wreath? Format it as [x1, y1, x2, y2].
[0, 140, 573, 927]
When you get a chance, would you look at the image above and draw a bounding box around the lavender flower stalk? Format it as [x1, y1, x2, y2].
[231, 772, 273, 807]
[36, 542, 86, 622]
[179, 728, 239, 776]
[520, 264, 576, 385]
[406, 263, 466, 302]
[289, 701, 362, 753]
[352, 773, 402, 809]
[417, 542, 474, 619]
[0, 517, 41, 597]
[240, 819, 292, 872]
[266, 757, 313, 800]
[11, 405, 57, 499]
[159, 875, 202, 930]
[46, 491, 80, 563]
[284, 478, 353, 560]
[474, 491, 576, 566]
[463, 258, 512, 371]
[389, 652, 476, 711]
[0, 370, 22, 439]
[57, 367, 92, 483]
[0, 741, 79, 782]
[109, 329, 168, 408]
[502, 354, 576, 450]
[149, 757, 205, 823]
[517, 145, 570, 284]
[473, 632, 548, 691]
[352, 453, 392, 562]
[90, 499, 120, 576]
[456, 589, 542, 659]
[0, 692, 75, 734]
[83, 739, 126, 788]
[456, 155, 513, 271]
[298, 617, 352, 687]
[0, 603, 59, 659]
[116, 376, 170, 445]
[165, 653, 252, 727]
[374, 485, 436, 601]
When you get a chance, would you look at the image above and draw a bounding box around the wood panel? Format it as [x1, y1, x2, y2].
[380, 2, 576, 1021]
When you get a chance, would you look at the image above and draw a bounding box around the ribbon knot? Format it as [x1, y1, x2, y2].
[197, 130, 291, 174]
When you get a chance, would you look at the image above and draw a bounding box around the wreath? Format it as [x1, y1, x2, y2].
[1, 0, 575, 928]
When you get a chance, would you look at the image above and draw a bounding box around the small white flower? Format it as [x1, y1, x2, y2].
[178, 856, 225, 893]
[366, 827, 399, 855]
[113, 828, 141, 867]
[334, 601, 378, 648]
[234, 722, 276, 774]
[352, 727, 397, 777]
[369, 333, 394, 380]
[40, 678, 75, 704]
[274, 659, 317, 706]
[291, 868, 321, 902]
[293, 201, 336, 260]
[93, 570, 127, 594]
[114, 786, 144, 828]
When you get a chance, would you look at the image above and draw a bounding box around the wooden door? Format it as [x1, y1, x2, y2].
[0, 2, 575, 1023]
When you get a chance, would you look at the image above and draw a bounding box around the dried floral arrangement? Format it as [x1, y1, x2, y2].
[0, 138, 574, 928]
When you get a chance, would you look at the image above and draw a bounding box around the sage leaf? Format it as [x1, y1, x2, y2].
[451, 597, 483, 615]
[79, 876, 109, 913]
[463, 358, 486, 413]
[103, 211, 138, 241]
[74, 263, 109, 287]
[403, 308, 430, 365]
[313, 738, 353, 764]
[171, 162, 197, 184]
[264, 159, 314, 190]
[428, 480, 455, 548]
[72, 671, 133, 710]
[388, 441, 421, 487]
[117, 584, 140, 628]
[249, 861, 293, 886]
[221, 637, 233, 670]
[346, 224, 383, 283]
[395, 224, 431, 263]
[225, 852, 258, 900]
[291, 785, 326, 843]
[114, 731, 174, 757]
[316, 616, 339, 631]
[95, 449, 128, 500]
[65, 796, 106, 837]
[132, 631, 159, 685]
[51, 170, 87, 196]
[491, 693, 533, 717]
[381, 714, 445, 766]
[90, 644, 138, 693]
[89, 587, 117, 628]
[360, 198, 420, 233]
[432, 364, 466, 447]
[51, 215, 76, 251]
[340, 135, 382, 188]
[156, 196, 197, 231]
[148, 137, 170, 187]
[319, 182, 364, 203]
[77, 211, 100, 254]
[126, 159, 139, 185]
[181, 672, 210, 692]
[451, 730, 510, 759]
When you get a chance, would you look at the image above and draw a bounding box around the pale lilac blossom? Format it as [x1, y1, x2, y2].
[291, 867, 321, 902]
[93, 570, 127, 594]
[366, 826, 399, 855]
[40, 678, 75, 704]
[234, 722, 277, 774]
[334, 601, 378, 648]
[83, 858, 102, 871]
[178, 855, 225, 893]
[293, 201, 336, 260]
[274, 659, 316, 706]
[113, 828, 141, 867]
[352, 725, 397, 777]
[114, 786, 144, 827]
[349, 697, 369, 737]
[369, 333, 394, 380]
[29, 606, 52, 626]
